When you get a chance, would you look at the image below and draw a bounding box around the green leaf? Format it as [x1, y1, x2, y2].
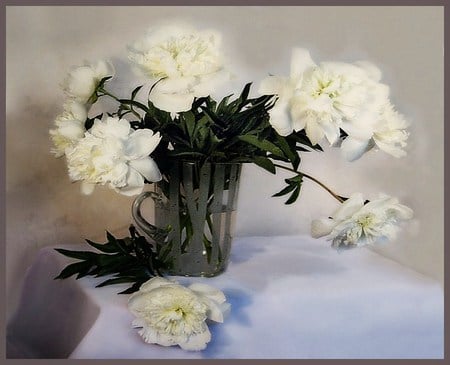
[131, 85, 144, 100]
[105, 231, 130, 254]
[168, 151, 206, 158]
[54, 227, 164, 294]
[106, 231, 116, 243]
[204, 96, 217, 111]
[54, 261, 94, 280]
[118, 99, 149, 112]
[253, 156, 276, 174]
[200, 106, 224, 127]
[119, 282, 145, 294]
[96, 277, 138, 288]
[216, 94, 232, 114]
[97, 253, 131, 267]
[238, 135, 285, 158]
[272, 183, 297, 197]
[275, 134, 298, 164]
[286, 174, 303, 183]
[54, 248, 96, 260]
[181, 111, 196, 139]
[285, 185, 301, 205]
[75, 264, 95, 279]
[236, 82, 252, 110]
[85, 239, 117, 253]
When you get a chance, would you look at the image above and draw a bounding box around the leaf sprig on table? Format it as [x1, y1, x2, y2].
[54, 226, 166, 294]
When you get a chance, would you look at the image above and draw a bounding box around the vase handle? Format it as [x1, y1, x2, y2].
[131, 191, 168, 241]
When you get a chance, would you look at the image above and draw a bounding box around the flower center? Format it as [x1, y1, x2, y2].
[357, 213, 376, 228]
[307, 69, 341, 100]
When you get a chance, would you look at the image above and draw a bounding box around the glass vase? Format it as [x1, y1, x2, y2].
[132, 161, 242, 277]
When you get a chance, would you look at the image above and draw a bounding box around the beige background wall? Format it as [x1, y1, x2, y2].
[6, 6, 443, 319]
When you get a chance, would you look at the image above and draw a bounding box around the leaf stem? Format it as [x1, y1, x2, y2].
[273, 163, 345, 203]
[98, 87, 142, 119]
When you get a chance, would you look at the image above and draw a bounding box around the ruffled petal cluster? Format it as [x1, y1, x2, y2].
[128, 23, 228, 113]
[66, 116, 161, 196]
[62, 60, 115, 104]
[311, 193, 413, 249]
[259, 48, 409, 160]
[50, 101, 87, 157]
[128, 277, 230, 351]
[50, 60, 115, 158]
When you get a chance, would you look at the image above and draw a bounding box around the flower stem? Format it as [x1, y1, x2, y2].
[98, 87, 142, 119]
[273, 163, 345, 203]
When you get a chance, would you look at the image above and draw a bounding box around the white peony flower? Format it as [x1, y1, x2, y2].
[340, 102, 409, 161]
[128, 23, 228, 113]
[311, 193, 413, 249]
[66, 116, 161, 196]
[259, 48, 398, 150]
[128, 277, 230, 351]
[373, 103, 409, 158]
[50, 101, 88, 157]
[62, 60, 115, 104]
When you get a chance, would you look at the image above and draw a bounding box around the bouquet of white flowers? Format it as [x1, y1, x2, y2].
[52, 22, 412, 293]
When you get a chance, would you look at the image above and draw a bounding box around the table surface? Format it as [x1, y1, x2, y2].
[7, 235, 444, 359]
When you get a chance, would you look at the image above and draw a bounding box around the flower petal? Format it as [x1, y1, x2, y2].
[341, 116, 376, 140]
[290, 48, 316, 78]
[94, 60, 115, 79]
[178, 326, 211, 351]
[191, 69, 230, 97]
[373, 137, 407, 158]
[115, 169, 145, 196]
[311, 218, 335, 238]
[57, 121, 85, 140]
[390, 204, 414, 220]
[128, 293, 150, 314]
[320, 121, 341, 146]
[129, 157, 162, 183]
[189, 283, 226, 304]
[333, 193, 365, 221]
[150, 91, 195, 113]
[139, 277, 179, 293]
[154, 77, 195, 93]
[63, 100, 87, 121]
[139, 326, 176, 347]
[64, 66, 96, 101]
[354, 60, 382, 82]
[340, 136, 372, 161]
[90, 117, 131, 139]
[305, 121, 324, 146]
[188, 283, 229, 322]
[268, 101, 293, 136]
[80, 181, 96, 195]
[126, 130, 161, 158]
[258, 76, 288, 95]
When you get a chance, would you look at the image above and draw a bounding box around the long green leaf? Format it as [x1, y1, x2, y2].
[131, 85, 144, 100]
[238, 135, 285, 158]
[85, 239, 118, 253]
[253, 156, 276, 174]
[96, 277, 138, 288]
[118, 98, 149, 112]
[285, 183, 302, 205]
[54, 261, 94, 280]
[272, 183, 297, 197]
[275, 134, 298, 164]
[54, 248, 96, 260]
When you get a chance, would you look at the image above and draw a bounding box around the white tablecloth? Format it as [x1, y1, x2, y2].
[7, 235, 443, 359]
